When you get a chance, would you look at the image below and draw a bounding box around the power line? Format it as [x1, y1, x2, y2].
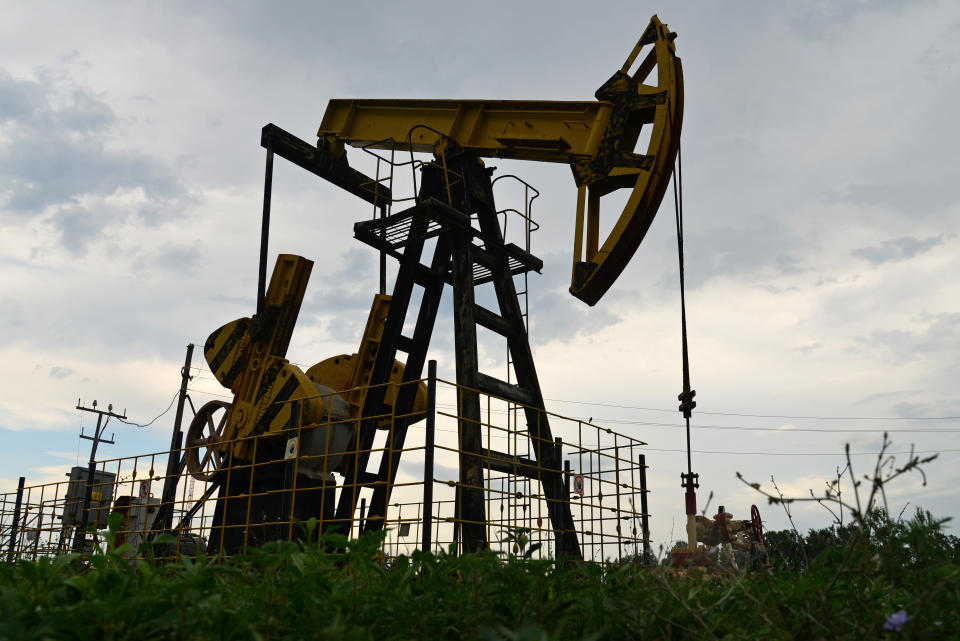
[115, 391, 180, 428]
[431, 402, 960, 433]
[188, 352, 957, 422]
[544, 398, 959, 421]
[187, 387, 233, 399]
[593, 418, 960, 434]
[643, 447, 957, 457]
[185, 389, 954, 456]
[178, 392, 960, 434]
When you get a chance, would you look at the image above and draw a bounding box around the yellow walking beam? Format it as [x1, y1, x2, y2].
[319, 99, 610, 163]
[317, 15, 682, 305]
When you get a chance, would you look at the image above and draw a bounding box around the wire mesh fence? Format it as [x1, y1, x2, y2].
[1, 374, 649, 565]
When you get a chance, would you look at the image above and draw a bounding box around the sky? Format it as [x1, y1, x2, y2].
[1, 0, 958, 551]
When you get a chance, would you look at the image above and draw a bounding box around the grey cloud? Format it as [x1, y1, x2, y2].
[682, 218, 805, 288]
[48, 366, 74, 379]
[856, 390, 909, 405]
[153, 242, 204, 274]
[826, 178, 958, 219]
[0, 255, 58, 272]
[851, 235, 945, 265]
[891, 401, 934, 419]
[755, 283, 801, 294]
[301, 248, 383, 343]
[890, 399, 960, 419]
[528, 251, 622, 344]
[326, 248, 376, 283]
[207, 294, 255, 307]
[306, 250, 379, 312]
[919, 19, 960, 79]
[0, 69, 47, 122]
[789, 0, 915, 40]
[0, 297, 26, 330]
[850, 391, 959, 421]
[319, 315, 365, 346]
[295, 245, 620, 348]
[849, 312, 960, 364]
[49, 205, 105, 254]
[0, 66, 189, 253]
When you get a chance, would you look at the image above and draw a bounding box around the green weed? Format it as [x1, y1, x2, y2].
[1, 438, 956, 640]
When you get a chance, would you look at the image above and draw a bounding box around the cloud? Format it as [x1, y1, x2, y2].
[0, 296, 27, 332]
[207, 294, 255, 307]
[890, 399, 960, 419]
[297, 246, 620, 350]
[849, 312, 960, 364]
[151, 241, 205, 274]
[301, 248, 382, 343]
[851, 235, 945, 265]
[29, 463, 73, 477]
[45, 450, 81, 461]
[682, 218, 806, 288]
[0, 66, 190, 254]
[827, 179, 958, 219]
[918, 19, 960, 81]
[48, 366, 74, 379]
[527, 251, 623, 344]
[789, 0, 915, 40]
[855, 390, 909, 405]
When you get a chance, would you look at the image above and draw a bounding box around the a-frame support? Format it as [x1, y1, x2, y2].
[334, 151, 581, 558]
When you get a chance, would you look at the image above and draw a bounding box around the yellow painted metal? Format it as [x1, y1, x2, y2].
[204, 254, 335, 458]
[320, 99, 610, 162]
[204, 270, 427, 460]
[317, 15, 682, 305]
[572, 185, 586, 284]
[304, 294, 427, 428]
[586, 189, 600, 262]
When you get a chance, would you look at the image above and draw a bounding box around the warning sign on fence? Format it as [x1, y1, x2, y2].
[573, 474, 584, 496]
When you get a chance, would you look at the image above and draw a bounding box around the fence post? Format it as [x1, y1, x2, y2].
[553, 438, 563, 501]
[283, 399, 301, 540]
[639, 454, 651, 558]
[7, 477, 25, 562]
[421, 360, 437, 554]
[553, 437, 563, 554]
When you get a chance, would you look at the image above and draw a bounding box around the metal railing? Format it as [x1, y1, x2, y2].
[1, 371, 650, 565]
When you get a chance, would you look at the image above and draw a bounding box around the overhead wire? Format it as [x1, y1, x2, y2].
[581, 418, 960, 434]
[115, 391, 181, 428]
[644, 447, 958, 457]
[177, 385, 958, 456]
[188, 344, 956, 423]
[543, 398, 959, 421]
[428, 402, 960, 433]
[182, 347, 957, 460]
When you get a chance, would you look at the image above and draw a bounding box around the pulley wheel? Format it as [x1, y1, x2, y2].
[185, 400, 230, 481]
[750, 504, 763, 543]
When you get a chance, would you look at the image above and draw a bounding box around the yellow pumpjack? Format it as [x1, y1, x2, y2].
[316, 15, 682, 305]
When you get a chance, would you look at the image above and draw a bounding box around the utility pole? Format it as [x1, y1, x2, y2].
[72, 400, 126, 552]
[157, 343, 194, 532]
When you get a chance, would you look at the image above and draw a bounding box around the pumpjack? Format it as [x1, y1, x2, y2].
[183, 15, 683, 557]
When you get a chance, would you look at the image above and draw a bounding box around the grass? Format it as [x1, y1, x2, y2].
[1, 438, 956, 640]
[1, 510, 956, 641]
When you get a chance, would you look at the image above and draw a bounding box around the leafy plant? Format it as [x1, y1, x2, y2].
[0, 437, 955, 640]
